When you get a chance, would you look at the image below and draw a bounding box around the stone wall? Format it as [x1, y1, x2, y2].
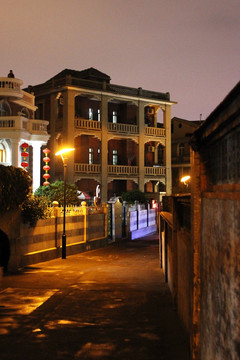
[201, 196, 240, 360]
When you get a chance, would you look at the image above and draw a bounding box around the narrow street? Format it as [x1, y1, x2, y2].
[0, 235, 189, 360]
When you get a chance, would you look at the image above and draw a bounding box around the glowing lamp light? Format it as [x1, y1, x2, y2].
[43, 148, 51, 186]
[180, 175, 191, 185]
[21, 142, 29, 169]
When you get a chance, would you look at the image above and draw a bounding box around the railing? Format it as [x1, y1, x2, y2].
[0, 116, 48, 134]
[74, 163, 101, 174]
[30, 119, 48, 133]
[108, 123, 139, 134]
[145, 166, 166, 176]
[74, 163, 166, 177]
[145, 126, 165, 137]
[108, 165, 139, 175]
[74, 118, 101, 130]
[0, 77, 23, 99]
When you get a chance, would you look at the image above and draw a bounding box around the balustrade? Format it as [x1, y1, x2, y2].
[108, 165, 139, 175]
[145, 166, 166, 176]
[74, 163, 101, 174]
[74, 118, 101, 130]
[145, 126, 165, 137]
[108, 123, 139, 134]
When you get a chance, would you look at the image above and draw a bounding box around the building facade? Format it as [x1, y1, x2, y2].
[171, 117, 202, 192]
[30, 68, 175, 201]
[0, 74, 50, 191]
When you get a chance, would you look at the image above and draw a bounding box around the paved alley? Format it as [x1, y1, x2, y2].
[0, 235, 189, 360]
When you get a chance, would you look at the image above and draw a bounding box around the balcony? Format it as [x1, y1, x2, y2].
[145, 166, 166, 176]
[74, 118, 101, 130]
[74, 117, 166, 139]
[144, 126, 165, 137]
[74, 163, 101, 174]
[108, 165, 139, 175]
[74, 163, 166, 177]
[0, 77, 23, 100]
[0, 116, 48, 135]
[108, 123, 139, 134]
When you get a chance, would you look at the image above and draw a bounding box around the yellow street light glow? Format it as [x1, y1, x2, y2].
[55, 148, 75, 156]
[180, 175, 191, 183]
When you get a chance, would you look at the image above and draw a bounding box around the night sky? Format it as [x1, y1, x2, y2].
[1, 0, 239, 120]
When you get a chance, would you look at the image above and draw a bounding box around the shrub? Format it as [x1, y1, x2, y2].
[121, 190, 147, 204]
[34, 180, 79, 206]
[0, 165, 31, 213]
[21, 195, 52, 227]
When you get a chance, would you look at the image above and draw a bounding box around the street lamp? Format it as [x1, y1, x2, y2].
[55, 148, 75, 259]
[180, 175, 191, 185]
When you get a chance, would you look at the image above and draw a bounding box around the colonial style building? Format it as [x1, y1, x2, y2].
[0, 73, 49, 191]
[29, 68, 175, 201]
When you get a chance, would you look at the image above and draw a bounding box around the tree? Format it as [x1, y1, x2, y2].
[0, 165, 31, 213]
[121, 189, 147, 204]
[34, 180, 79, 206]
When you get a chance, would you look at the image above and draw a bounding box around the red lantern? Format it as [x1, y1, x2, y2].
[21, 161, 29, 168]
[21, 142, 29, 169]
[43, 148, 50, 185]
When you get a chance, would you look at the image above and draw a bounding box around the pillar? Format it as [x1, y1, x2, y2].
[11, 139, 20, 167]
[101, 95, 108, 202]
[164, 105, 172, 195]
[31, 142, 42, 192]
[62, 90, 75, 183]
[138, 101, 145, 192]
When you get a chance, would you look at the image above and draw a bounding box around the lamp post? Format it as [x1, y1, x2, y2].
[55, 148, 75, 259]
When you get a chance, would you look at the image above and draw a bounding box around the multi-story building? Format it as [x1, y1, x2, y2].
[30, 68, 175, 201]
[0, 73, 49, 191]
[171, 117, 202, 192]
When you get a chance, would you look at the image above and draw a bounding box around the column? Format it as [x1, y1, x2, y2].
[138, 101, 145, 192]
[63, 89, 75, 183]
[164, 105, 172, 195]
[50, 93, 58, 178]
[31, 142, 42, 192]
[101, 95, 108, 202]
[11, 139, 20, 167]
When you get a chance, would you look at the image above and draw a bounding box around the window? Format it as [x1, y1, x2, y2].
[178, 143, 185, 157]
[89, 147, 93, 164]
[0, 101, 11, 116]
[113, 111, 117, 124]
[89, 108, 93, 120]
[98, 109, 100, 122]
[0, 143, 6, 162]
[113, 149, 118, 165]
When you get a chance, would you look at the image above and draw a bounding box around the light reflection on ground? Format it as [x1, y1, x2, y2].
[0, 288, 58, 334]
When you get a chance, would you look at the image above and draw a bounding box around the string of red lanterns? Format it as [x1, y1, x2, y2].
[21, 142, 29, 169]
[43, 148, 50, 186]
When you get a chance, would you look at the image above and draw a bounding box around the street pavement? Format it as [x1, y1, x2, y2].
[0, 234, 190, 360]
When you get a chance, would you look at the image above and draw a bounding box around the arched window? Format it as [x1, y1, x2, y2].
[0, 100, 11, 116]
[0, 143, 6, 163]
[20, 107, 30, 118]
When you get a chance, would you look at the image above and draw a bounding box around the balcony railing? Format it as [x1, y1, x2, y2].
[172, 155, 190, 164]
[74, 163, 166, 177]
[74, 118, 101, 130]
[0, 116, 48, 134]
[145, 127, 165, 137]
[145, 166, 166, 176]
[108, 123, 139, 134]
[74, 163, 101, 174]
[0, 77, 23, 99]
[108, 165, 139, 175]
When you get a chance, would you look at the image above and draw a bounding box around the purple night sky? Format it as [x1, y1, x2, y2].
[1, 0, 239, 120]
